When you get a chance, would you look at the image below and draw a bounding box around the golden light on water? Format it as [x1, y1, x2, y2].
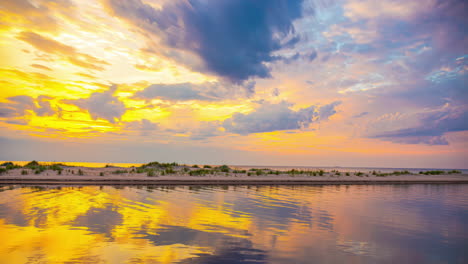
[1, 185, 466, 263]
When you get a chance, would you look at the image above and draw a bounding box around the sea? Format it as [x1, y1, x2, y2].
[0, 184, 467, 263]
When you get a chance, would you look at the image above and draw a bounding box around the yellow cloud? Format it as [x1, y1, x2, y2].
[17, 31, 109, 71]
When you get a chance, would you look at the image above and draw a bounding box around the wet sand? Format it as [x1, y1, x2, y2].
[1, 167, 467, 185]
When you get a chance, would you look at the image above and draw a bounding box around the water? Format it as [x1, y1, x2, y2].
[0, 184, 467, 263]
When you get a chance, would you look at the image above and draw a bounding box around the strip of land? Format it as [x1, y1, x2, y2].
[1, 161, 467, 185]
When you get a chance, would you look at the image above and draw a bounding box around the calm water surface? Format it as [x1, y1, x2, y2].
[0, 184, 467, 263]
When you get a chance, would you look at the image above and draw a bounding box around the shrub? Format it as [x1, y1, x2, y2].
[1, 162, 14, 166]
[147, 170, 155, 177]
[189, 169, 210, 176]
[112, 170, 128, 174]
[99, 172, 104, 176]
[49, 164, 62, 171]
[256, 170, 263, 176]
[78, 169, 84, 175]
[5, 164, 21, 170]
[0, 168, 7, 174]
[391, 170, 411, 175]
[219, 165, 230, 172]
[419, 170, 445, 175]
[203, 165, 212, 168]
[165, 168, 175, 174]
[26, 160, 40, 167]
[21, 170, 28, 175]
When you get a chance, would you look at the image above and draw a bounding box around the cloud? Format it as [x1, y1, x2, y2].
[105, 0, 305, 82]
[353, 112, 369, 118]
[0, 95, 54, 118]
[17, 31, 109, 71]
[67, 85, 126, 123]
[188, 121, 224, 140]
[371, 105, 468, 145]
[125, 119, 158, 136]
[0, 0, 74, 32]
[223, 101, 341, 135]
[317, 101, 341, 120]
[135, 83, 216, 102]
[31, 64, 52, 71]
[134, 81, 256, 102]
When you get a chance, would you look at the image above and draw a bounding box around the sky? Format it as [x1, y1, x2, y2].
[0, 0, 467, 168]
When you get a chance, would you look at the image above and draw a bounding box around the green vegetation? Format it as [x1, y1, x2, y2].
[418, 170, 461, 175]
[140, 161, 178, 169]
[0, 168, 6, 174]
[219, 165, 230, 172]
[164, 168, 175, 174]
[189, 169, 211, 176]
[12, 160, 462, 180]
[112, 170, 128, 174]
[26, 160, 39, 167]
[392, 170, 411, 175]
[17, 161, 64, 175]
[419, 170, 445, 175]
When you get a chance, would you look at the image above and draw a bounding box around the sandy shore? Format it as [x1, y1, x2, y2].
[1, 166, 467, 185]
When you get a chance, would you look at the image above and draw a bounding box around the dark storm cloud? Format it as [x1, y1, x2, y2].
[106, 0, 304, 82]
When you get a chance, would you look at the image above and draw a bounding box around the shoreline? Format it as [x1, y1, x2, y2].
[2, 175, 468, 186]
[1, 162, 467, 186]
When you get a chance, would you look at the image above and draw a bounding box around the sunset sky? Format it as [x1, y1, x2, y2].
[0, 0, 467, 168]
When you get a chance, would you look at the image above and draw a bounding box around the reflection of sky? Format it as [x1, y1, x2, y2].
[1, 185, 467, 263]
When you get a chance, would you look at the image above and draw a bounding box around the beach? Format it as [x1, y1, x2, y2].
[1, 164, 467, 185]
